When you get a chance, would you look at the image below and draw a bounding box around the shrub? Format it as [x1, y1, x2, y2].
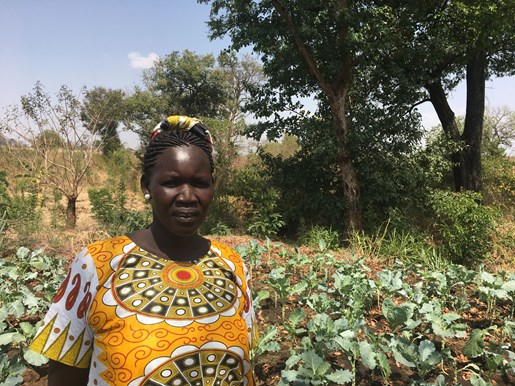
[482, 156, 515, 214]
[298, 224, 341, 249]
[0, 173, 42, 248]
[428, 190, 500, 267]
[231, 154, 285, 238]
[88, 181, 150, 235]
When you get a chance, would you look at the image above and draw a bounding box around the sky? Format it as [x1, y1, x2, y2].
[1, 0, 514, 150]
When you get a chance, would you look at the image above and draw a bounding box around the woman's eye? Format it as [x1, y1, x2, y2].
[194, 180, 212, 188]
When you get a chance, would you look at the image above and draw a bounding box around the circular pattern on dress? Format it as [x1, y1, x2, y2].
[112, 251, 238, 319]
[141, 350, 244, 386]
[163, 264, 203, 289]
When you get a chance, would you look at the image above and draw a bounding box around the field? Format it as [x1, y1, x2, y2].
[1, 232, 513, 386]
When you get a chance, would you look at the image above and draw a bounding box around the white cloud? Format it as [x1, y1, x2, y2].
[128, 52, 159, 69]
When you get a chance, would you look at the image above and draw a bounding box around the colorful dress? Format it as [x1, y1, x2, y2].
[30, 236, 257, 386]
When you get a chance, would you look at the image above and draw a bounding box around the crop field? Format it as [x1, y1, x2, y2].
[0, 237, 513, 386]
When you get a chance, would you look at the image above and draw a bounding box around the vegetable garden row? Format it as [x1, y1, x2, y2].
[0, 239, 514, 385]
[237, 239, 515, 386]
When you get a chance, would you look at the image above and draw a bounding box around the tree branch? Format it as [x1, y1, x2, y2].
[270, 0, 332, 96]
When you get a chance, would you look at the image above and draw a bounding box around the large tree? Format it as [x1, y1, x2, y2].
[144, 50, 226, 118]
[124, 50, 258, 151]
[201, 0, 365, 234]
[374, 0, 515, 192]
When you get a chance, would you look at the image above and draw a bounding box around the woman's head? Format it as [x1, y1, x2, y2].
[141, 116, 215, 237]
[142, 116, 214, 180]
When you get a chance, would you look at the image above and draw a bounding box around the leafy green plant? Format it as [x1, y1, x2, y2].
[428, 190, 500, 267]
[279, 350, 353, 385]
[476, 270, 515, 317]
[0, 247, 66, 384]
[250, 325, 281, 366]
[243, 234, 515, 384]
[0, 173, 42, 246]
[209, 222, 233, 236]
[246, 210, 285, 238]
[298, 225, 341, 249]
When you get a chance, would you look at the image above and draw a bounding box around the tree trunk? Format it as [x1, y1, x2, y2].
[425, 81, 465, 191]
[66, 195, 77, 229]
[462, 51, 486, 192]
[330, 93, 362, 236]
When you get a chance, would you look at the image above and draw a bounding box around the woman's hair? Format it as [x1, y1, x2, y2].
[142, 129, 215, 179]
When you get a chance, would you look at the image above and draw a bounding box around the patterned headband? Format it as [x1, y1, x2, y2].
[151, 115, 213, 152]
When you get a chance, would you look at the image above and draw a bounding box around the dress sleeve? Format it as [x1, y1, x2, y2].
[240, 259, 259, 349]
[29, 247, 99, 368]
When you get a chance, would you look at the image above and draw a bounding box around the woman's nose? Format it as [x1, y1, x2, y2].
[176, 184, 197, 204]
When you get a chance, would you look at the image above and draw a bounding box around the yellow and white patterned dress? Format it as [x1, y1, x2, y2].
[30, 236, 257, 386]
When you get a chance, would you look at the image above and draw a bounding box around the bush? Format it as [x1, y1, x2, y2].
[298, 224, 341, 249]
[428, 190, 500, 267]
[482, 156, 515, 214]
[0, 172, 42, 248]
[231, 154, 285, 238]
[88, 181, 150, 235]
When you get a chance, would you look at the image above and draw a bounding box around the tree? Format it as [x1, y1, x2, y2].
[144, 50, 226, 118]
[122, 87, 168, 151]
[81, 87, 125, 156]
[201, 0, 366, 234]
[0, 82, 103, 229]
[123, 50, 260, 151]
[482, 106, 515, 157]
[375, 0, 515, 192]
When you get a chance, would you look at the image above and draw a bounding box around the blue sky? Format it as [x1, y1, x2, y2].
[1, 0, 228, 107]
[2, 0, 514, 149]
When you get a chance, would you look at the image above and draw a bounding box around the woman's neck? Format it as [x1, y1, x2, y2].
[128, 224, 210, 261]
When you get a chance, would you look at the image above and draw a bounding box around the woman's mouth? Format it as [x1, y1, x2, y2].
[173, 211, 199, 222]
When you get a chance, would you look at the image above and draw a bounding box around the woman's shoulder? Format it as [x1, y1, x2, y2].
[209, 239, 242, 263]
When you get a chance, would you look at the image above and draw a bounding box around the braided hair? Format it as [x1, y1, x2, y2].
[142, 129, 215, 180]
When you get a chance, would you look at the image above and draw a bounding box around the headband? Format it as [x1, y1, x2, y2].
[151, 115, 213, 152]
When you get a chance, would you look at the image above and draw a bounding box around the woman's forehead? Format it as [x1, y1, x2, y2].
[154, 145, 210, 169]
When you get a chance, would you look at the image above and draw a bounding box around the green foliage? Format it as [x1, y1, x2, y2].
[428, 190, 500, 267]
[148, 50, 226, 118]
[103, 148, 140, 192]
[88, 181, 151, 236]
[0, 174, 42, 246]
[32, 130, 64, 148]
[482, 156, 515, 214]
[81, 87, 125, 156]
[0, 247, 67, 384]
[258, 126, 346, 237]
[298, 224, 340, 250]
[246, 211, 285, 239]
[237, 239, 515, 385]
[231, 154, 285, 238]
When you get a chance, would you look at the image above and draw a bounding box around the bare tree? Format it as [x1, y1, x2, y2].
[482, 106, 515, 157]
[1, 82, 104, 229]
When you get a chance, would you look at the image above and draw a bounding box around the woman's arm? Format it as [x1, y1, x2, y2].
[48, 360, 89, 386]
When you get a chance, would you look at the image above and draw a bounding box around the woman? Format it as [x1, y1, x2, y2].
[30, 116, 257, 386]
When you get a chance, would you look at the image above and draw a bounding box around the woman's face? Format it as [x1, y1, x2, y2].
[143, 145, 214, 237]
